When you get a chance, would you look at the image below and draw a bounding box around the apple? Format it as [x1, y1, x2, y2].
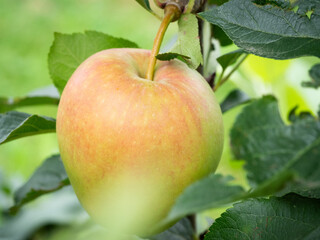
[56, 48, 224, 236]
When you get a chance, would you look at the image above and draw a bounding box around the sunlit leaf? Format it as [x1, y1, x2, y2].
[172, 14, 203, 69]
[48, 31, 138, 94]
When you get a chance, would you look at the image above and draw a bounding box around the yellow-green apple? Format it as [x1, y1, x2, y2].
[56, 48, 224, 236]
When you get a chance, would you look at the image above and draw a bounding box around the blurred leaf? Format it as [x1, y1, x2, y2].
[0, 85, 60, 113]
[0, 187, 84, 240]
[156, 167, 299, 231]
[163, 174, 245, 224]
[0, 111, 56, 145]
[199, 0, 320, 59]
[172, 14, 203, 69]
[156, 52, 191, 62]
[0, 171, 12, 211]
[135, 0, 152, 11]
[204, 194, 320, 240]
[217, 49, 246, 71]
[220, 89, 250, 113]
[48, 31, 139, 94]
[246, 170, 296, 199]
[230, 96, 320, 198]
[150, 218, 195, 240]
[10, 155, 69, 214]
[302, 64, 320, 89]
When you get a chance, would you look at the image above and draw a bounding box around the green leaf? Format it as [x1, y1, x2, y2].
[150, 218, 196, 240]
[10, 155, 69, 214]
[1, 188, 83, 240]
[292, 0, 320, 16]
[48, 31, 139, 94]
[0, 85, 60, 113]
[230, 96, 320, 198]
[163, 174, 245, 224]
[0, 111, 56, 145]
[302, 64, 320, 89]
[212, 25, 233, 46]
[207, 0, 229, 6]
[217, 49, 246, 71]
[153, 156, 301, 231]
[204, 194, 320, 240]
[135, 0, 152, 11]
[172, 14, 203, 69]
[199, 0, 320, 59]
[220, 89, 250, 113]
[253, 0, 290, 9]
[156, 52, 191, 62]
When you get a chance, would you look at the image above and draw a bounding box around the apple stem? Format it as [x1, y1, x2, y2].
[146, 4, 181, 81]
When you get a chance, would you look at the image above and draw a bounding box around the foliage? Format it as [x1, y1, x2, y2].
[48, 31, 139, 94]
[302, 64, 320, 89]
[1, 0, 320, 239]
[204, 194, 320, 240]
[10, 155, 69, 214]
[199, 0, 320, 59]
[0, 111, 56, 145]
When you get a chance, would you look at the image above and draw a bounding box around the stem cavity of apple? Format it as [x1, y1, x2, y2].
[146, 4, 181, 81]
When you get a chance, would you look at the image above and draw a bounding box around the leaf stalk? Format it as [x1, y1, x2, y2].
[214, 54, 248, 91]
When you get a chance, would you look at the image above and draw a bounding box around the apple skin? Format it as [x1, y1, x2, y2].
[56, 48, 224, 236]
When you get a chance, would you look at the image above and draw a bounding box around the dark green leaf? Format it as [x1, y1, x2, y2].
[163, 174, 245, 223]
[220, 89, 250, 113]
[288, 106, 314, 123]
[230, 96, 320, 198]
[0, 85, 60, 113]
[150, 218, 196, 240]
[10, 155, 69, 213]
[217, 49, 246, 71]
[253, 0, 290, 9]
[156, 52, 191, 62]
[293, 0, 320, 16]
[0, 111, 56, 145]
[199, 0, 320, 59]
[207, 0, 229, 6]
[302, 64, 320, 89]
[48, 31, 139, 94]
[204, 194, 320, 240]
[212, 25, 233, 46]
[135, 0, 152, 11]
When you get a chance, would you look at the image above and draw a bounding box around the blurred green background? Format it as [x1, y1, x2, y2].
[0, 0, 319, 239]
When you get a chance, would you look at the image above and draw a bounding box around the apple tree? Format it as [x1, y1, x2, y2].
[0, 0, 320, 239]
